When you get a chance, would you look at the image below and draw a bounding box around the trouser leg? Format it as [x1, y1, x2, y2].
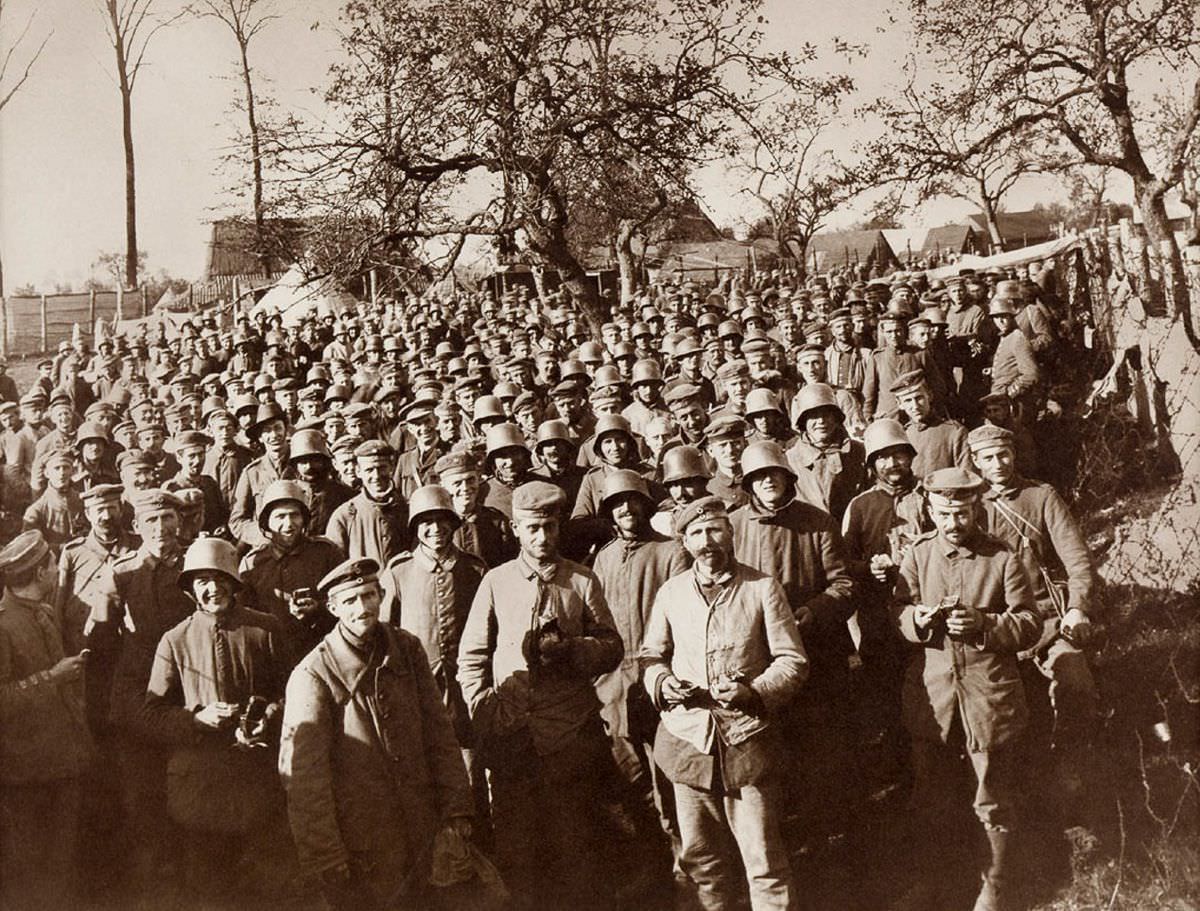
[724, 782, 795, 911]
[674, 781, 742, 911]
[0, 779, 81, 911]
[460, 747, 493, 849]
[488, 770, 541, 911]
[968, 747, 1021, 911]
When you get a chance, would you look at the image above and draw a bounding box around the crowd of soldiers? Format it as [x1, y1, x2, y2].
[0, 262, 1102, 911]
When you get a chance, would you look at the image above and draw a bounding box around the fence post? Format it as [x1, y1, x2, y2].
[370, 268, 378, 305]
[116, 286, 124, 322]
[0, 295, 7, 360]
[39, 294, 47, 353]
[141, 288, 147, 318]
[89, 289, 96, 334]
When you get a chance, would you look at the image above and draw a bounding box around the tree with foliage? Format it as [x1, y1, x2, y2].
[91, 249, 147, 289]
[284, 0, 811, 331]
[899, 0, 1200, 322]
[96, 0, 185, 290]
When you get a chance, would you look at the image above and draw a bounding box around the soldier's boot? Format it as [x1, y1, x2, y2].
[973, 825, 1016, 911]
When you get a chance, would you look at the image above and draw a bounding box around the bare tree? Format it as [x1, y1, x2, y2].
[735, 70, 863, 278]
[196, 0, 278, 269]
[871, 70, 1052, 252]
[0, 0, 51, 298]
[898, 0, 1200, 324]
[96, 0, 186, 290]
[277, 0, 810, 333]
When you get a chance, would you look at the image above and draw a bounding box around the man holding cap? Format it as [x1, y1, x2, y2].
[279, 556, 473, 911]
[0, 530, 93, 911]
[641, 495, 807, 911]
[458, 479, 624, 909]
[890, 467, 1042, 911]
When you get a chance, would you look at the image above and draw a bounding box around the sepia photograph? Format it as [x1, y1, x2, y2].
[0, 0, 1197, 909]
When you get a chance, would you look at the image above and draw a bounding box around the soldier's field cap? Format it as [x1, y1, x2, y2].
[81, 483, 124, 506]
[924, 468, 986, 504]
[434, 449, 478, 480]
[717, 359, 750, 381]
[175, 430, 211, 453]
[828, 307, 852, 326]
[19, 389, 46, 406]
[511, 480, 566, 520]
[549, 380, 580, 399]
[966, 424, 1015, 453]
[399, 398, 437, 424]
[705, 414, 747, 441]
[512, 391, 540, 415]
[354, 439, 393, 460]
[795, 343, 825, 361]
[0, 401, 17, 416]
[44, 446, 76, 468]
[674, 495, 729, 536]
[663, 383, 701, 409]
[131, 488, 183, 517]
[318, 557, 380, 601]
[0, 530, 50, 576]
[888, 369, 927, 395]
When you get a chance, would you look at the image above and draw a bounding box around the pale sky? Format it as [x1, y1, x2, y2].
[0, 0, 1077, 290]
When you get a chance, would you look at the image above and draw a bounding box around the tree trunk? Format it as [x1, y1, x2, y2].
[116, 42, 137, 290]
[530, 226, 603, 334]
[977, 183, 1003, 253]
[238, 38, 267, 273]
[1135, 182, 1189, 321]
[522, 180, 604, 333]
[790, 235, 810, 282]
[615, 219, 637, 306]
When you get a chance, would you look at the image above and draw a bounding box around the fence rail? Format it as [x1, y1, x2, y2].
[0, 290, 147, 358]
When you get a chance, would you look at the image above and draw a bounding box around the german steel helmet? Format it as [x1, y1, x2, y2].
[257, 479, 312, 529]
[177, 536, 243, 592]
[661, 445, 712, 484]
[863, 419, 916, 462]
[740, 439, 796, 487]
[407, 484, 461, 531]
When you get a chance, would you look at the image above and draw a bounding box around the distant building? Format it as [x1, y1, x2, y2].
[965, 210, 1056, 252]
[922, 223, 985, 259]
[195, 217, 311, 305]
[807, 229, 900, 275]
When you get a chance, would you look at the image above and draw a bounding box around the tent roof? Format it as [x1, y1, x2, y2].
[253, 264, 357, 327]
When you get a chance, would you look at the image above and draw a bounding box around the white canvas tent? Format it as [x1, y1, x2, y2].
[253, 264, 358, 327]
[925, 234, 1081, 279]
[113, 309, 192, 340]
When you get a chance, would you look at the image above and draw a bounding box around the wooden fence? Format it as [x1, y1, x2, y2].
[0, 289, 147, 358]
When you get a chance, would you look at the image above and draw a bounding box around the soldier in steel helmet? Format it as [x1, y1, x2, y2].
[143, 535, 289, 901]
